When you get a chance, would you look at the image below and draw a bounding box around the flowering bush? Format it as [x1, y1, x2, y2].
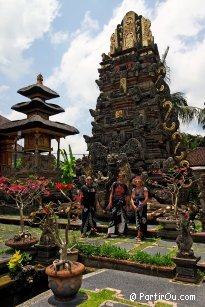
[0, 176, 50, 234]
[29, 181, 81, 270]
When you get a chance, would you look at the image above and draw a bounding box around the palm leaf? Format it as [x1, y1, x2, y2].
[171, 92, 202, 123]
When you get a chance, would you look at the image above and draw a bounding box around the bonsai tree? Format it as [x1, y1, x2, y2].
[147, 166, 196, 219]
[33, 182, 85, 302]
[0, 176, 50, 238]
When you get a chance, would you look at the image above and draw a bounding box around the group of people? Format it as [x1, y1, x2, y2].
[79, 172, 148, 242]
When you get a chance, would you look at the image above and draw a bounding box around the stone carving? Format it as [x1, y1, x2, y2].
[110, 31, 118, 55]
[83, 11, 179, 178]
[108, 141, 120, 153]
[123, 12, 136, 50]
[176, 213, 194, 258]
[131, 61, 141, 76]
[121, 138, 144, 160]
[128, 86, 142, 102]
[141, 17, 154, 47]
[162, 156, 175, 171]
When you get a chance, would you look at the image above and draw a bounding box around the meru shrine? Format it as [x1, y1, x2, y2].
[0, 11, 204, 193]
[82, 11, 191, 181]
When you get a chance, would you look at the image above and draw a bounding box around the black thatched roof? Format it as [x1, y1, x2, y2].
[0, 115, 79, 136]
[0, 115, 10, 126]
[11, 98, 64, 116]
[17, 83, 59, 100]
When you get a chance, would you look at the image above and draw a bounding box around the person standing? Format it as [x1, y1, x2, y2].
[130, 176, 148, 242]
[105, 172, 129, 238]
[80, 176, 100, 238]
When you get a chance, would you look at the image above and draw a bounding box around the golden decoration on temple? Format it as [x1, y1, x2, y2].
[141, 17, 154, 47]
[120, 78, 127, 94]
[115, 110, 123, 118]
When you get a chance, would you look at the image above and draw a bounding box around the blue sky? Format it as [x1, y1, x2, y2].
[0, 0, 205, 156]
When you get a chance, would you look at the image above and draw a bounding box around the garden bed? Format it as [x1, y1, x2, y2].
[79, 253, 175, 278]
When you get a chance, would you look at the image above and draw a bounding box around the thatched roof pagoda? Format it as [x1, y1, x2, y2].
[0, 74, 79, 175]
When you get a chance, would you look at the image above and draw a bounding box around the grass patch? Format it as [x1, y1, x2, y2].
[154, 302, 175, 307]
[80, 288, 143, 306]
[77, 242, 174, 267]
[130, 238, 159, 253]
[80, 289, 176, 307]
[0, 248, 13, 255]
[129, 251, 174, 267]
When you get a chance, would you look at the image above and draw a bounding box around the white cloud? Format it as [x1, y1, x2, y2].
[0, 0, 60, 79]
[51, 134, 87, 157]
[50, 31, 69, 45]
[180, 123, 205, 137]
[5, 110, 26, 121]
[46, 1, 150, 155]
[152, 0, 205, 109]
[0, 85, 9, 93]
[46, 0, 205, 155]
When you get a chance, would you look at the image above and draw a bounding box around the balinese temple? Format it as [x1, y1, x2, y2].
[84, 11, 184, 176]
[0, 74, 79, 176]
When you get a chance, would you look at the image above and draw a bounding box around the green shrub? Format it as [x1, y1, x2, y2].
[77, 242, 128, 260]
[129, 251, 174, 266]
[77, 242, 174, 266]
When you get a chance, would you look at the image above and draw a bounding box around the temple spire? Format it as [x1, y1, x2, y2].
[36, 73, 43, 85]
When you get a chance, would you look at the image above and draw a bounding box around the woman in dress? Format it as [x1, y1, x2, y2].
[130, 176, 148, 242]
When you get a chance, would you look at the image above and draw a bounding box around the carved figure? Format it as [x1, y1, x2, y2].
[176, 213, 194, 258]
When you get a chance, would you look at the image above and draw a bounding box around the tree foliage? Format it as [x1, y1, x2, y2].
[171, 92, 202, 124]
[60, 145, 76, 184]
[181, 133, 205, 150]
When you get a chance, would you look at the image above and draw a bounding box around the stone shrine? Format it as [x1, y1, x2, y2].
[84, 11, 184, 177]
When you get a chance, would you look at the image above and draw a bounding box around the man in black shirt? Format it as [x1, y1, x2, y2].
[80, 176, 100, 237]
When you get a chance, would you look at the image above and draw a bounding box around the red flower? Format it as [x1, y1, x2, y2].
[55, 183, 73, 190]
[0, 176, 8, 183]
[55, 183, 66, 189]
[66, 184, 73, 189]
[43, 207, 50, 214]
[73, 195, 82, 201]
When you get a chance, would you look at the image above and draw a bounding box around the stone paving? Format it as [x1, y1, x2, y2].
[0, 221, 205, 306]
[0, 222, 205, 263]
[17, 269, 205, 307]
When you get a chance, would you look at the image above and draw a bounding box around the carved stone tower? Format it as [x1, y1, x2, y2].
[84, 11, 181, 176]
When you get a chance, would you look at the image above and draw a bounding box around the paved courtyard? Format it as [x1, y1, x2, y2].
[0, 220, 204, 306]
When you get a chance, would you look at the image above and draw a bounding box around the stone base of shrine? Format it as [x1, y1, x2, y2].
[35, 244, 59, 265]
[172, 256, 201, 283]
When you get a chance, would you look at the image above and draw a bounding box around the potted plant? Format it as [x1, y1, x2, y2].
[0, 176, 50, 250]
[42, 144, 84, 302]
[147, 166, 196, 230]
[43, 183, 84, 302]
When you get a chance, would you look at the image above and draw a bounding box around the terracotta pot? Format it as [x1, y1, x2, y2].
[45, 261, 85, 301]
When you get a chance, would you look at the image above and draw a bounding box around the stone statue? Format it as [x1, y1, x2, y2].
[176, 213, 194, 258]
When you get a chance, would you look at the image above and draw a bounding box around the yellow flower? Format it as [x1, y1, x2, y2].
[8, 250, 22, 269]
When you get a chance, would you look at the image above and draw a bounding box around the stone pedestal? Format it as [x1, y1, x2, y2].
[172, 256, 201, 283]
[36, 244, 59, 265]
[158, 229, 179, 239]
